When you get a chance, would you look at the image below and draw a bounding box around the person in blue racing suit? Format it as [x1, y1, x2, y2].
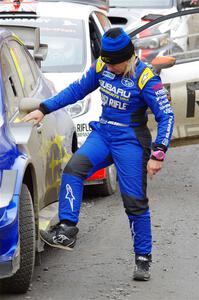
[23, 28, 174, 281]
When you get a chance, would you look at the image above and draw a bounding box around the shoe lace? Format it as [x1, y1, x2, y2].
[49, 222, 62, 233]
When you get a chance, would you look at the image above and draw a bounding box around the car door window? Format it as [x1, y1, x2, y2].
[8, 40, 36, 96]
[89, 15, 105, 61]
[89, 11, 111, 61]
[1, 43, 24, 119]
[95, 11, 112, 32]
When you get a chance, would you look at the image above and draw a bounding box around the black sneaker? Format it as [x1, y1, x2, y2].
[40, 222, 79, 250]
[133, 254, 152, 281]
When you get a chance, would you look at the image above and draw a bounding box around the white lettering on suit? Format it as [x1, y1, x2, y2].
[99, 80, 131, 98]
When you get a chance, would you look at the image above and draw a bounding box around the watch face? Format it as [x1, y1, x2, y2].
[153, 150, 165, 160]
[157, 152, 164, 159]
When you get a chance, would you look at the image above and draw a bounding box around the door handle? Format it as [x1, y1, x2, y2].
[36, 122, 43, 134]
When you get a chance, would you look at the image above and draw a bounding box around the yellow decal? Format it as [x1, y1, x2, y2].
[10, 48, 24, 88]
[12, 33, 24, 45]
[96, 56, 105, 73]
[138, 67, 154, 90]
[39, 220, 51, 231]
[13, 117, 22, 123]
[40, 135, 71, 191]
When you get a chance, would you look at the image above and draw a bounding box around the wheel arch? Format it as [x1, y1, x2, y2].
[22, 163, 39, 237]
[23, 164, 36, 206]
[11, 155, 39, 235]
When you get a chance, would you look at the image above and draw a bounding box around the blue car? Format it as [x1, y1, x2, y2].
[0, 25, 77, 293]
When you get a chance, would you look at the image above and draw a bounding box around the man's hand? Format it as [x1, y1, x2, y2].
[147, 158, 163, 179]
[21, 109, 44, 125]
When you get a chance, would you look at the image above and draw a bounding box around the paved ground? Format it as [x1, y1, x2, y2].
[1, 143, 199, 300]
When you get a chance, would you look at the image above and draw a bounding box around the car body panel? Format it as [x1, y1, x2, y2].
[0, 26, 76, 280]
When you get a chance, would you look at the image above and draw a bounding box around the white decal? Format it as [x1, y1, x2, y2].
[99, 80, 131, 98]
[102, 70, 115, 79]
[53, 234, 69, 244]
[65, 184, 75, 211]
[141, 72, 150, 85]
[121, 78, 134, 88]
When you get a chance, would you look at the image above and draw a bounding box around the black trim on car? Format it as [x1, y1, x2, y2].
[129, 8, 199, 38]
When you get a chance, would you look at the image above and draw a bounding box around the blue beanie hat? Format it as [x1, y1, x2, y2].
[100, 27, 134, 64]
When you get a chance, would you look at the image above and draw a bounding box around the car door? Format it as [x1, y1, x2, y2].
[128, 8, 199, 142]
[2, 37, 63, 208]
[1, 38, 50, 204]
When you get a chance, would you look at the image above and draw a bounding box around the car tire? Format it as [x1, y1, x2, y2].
[98, 165, 117, 196]
[0, 184, 35, 294]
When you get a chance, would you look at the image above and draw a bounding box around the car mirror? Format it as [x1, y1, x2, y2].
[33, 43, 48, 67]
[151, 56, 176, 73]
[19, 97, 42, 114]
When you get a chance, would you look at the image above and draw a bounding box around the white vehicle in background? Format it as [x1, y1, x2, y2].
[108, 0, 199, 63]
[129, 8, 199, 143]
[108, 0, 199, 32]
[0, 0, 117, 196]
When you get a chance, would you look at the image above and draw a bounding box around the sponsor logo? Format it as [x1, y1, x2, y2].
[76, 123, 91, 133]
[96, 57, 105, 73]
[65, 184, 75, 211]
[141, 73, 150, 86]
[138, 67, 154, 90]
[53, 234, 69, 244]
[102, 70, 115, 80]
[101, 94, 128, 110]
[101, 56, 110, 63]
[121, 78, 134, 88]
[99, 80, 131, 98]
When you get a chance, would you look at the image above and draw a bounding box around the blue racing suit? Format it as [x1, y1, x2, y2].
[40, 57, 174, 255]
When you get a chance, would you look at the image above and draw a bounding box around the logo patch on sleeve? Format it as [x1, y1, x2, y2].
[96, 57, 105, 73]
[138, 67, 154, 90]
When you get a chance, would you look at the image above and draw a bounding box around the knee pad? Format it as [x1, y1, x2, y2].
[122, 194, 149, 215]
[63, 153, 93, 179]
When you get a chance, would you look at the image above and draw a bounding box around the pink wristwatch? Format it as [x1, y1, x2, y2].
[151, 150, 166, 161]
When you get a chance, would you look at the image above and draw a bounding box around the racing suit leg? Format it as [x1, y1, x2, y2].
[58, 127, 113, 224]
[111, 125, 152, 255]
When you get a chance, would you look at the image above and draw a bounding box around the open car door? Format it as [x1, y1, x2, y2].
[128, 8, 199, 143]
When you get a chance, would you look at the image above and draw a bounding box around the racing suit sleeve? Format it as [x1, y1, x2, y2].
[141, 76, 174, 152]
[39, 62, 100, 114]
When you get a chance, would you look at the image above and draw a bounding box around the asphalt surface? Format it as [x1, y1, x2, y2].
[1, 142, 199, 300]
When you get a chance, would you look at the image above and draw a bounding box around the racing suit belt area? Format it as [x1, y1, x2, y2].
[99, 117, 129, 127]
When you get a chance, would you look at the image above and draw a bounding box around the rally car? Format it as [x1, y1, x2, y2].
[0, 25, 77, 293]
[130, 8, 199, 142]
[0, 0, 118, 197]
